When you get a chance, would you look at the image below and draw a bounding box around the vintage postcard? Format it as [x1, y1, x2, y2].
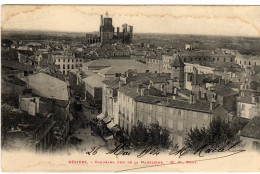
[1, 5, 260, 172]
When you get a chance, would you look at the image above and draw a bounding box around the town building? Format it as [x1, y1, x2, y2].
[116, 77, 221, 147]
[52, 51, 83, 75]
[235, 53, 260, 68]
[237, 90, 260, 119]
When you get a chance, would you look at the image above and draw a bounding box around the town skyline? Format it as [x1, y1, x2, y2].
[2, 5, 260, 37]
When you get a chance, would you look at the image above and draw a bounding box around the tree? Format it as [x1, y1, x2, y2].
[130, 121, 172, 149]
[185, 118, 239, 150]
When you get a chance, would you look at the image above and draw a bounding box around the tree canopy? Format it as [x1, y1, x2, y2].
[130, 121, 172, 149]
[185, 118, 240, 150]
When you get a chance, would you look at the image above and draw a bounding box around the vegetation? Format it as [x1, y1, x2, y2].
[185, 118, 240, 150]
[130, 121, 172, 149]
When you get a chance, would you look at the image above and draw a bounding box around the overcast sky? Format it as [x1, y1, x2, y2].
[2, 5, 260, 37]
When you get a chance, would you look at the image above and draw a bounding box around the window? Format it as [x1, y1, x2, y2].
[72, 59, 74, 62]
[170, 134, 173, 140]
[168, 107, 173, 114]
[58, 59, 60, 62]
[158, 117, 162, 126]
[224, 58, 226, 62]
[68, 59, 70, 62]
[168, 119, 173, 129]
[204, 113, 208, 120]
[178, 110, 182, 115]
[241, 104, 245, 110]
[149, 104, 152, 111]
[75, 64, 78, 68]
[193, 112, 197, 119]
[177, 136, 183, 147]
[178, 121, 183, 131]
[72, 65, 74, 69]
[147, 116, 152, 124]
[63, 59, 65, 62]
[63, 70, 65, 74]
[67, 64, 70, 69]
[59, 65, 61, 69]
[191, 124, 196, 130]
[63, 65, 65, 69]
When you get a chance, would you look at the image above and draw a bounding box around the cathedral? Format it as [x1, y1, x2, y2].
[86, 12, 133, 45]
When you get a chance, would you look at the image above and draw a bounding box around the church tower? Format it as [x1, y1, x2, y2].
[170, 53, 185, 89]
[100, 12, 114, 44]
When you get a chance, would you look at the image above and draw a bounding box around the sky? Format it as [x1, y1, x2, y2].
[2, 5, 260, 37]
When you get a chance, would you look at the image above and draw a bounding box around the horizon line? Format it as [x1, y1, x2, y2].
[2, 28, 260, 38]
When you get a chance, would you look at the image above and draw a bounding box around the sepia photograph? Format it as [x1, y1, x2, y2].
[1, 5, 260, 172]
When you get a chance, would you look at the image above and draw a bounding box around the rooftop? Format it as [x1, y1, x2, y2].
[24, 73, 69, 101]
[82, 74, 105, 88]
[83, 59, 148, 71]
[241, 116, 260, 140]
[2, 60, 34, 71]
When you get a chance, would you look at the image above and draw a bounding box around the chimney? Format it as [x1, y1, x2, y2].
[197, 90, 201, 100]
[100, 15, 104, 26]
[252, 95, 256, 103]
[119, 80, 121, 88]
[189, 92, 195, 104]
[173, 87, 177, 95]
[210, 101, 213, 110]
[141, 88, 145, 96]
[117, 27, 120, 36]
[193, 68, 198, 86]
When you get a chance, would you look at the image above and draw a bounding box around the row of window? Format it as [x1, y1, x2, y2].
[59, 64, 82, 70]
[55, 58, 83, 63]
[236, 59, 257, 66]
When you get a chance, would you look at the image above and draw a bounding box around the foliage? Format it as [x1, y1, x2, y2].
[185, 118, 240, 150]
[130, 121, 172, 149]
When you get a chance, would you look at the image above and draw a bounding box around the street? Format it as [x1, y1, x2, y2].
[67, 120, 107, 155]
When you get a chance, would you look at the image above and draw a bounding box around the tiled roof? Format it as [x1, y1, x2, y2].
[82, 74, 105, 88]
[214, 85, 239, 96]
[170, 54, 185, 67]
[4, 76, 26, 86]
[241, 116, 260, 140]
[83, 59, 148, 71]
[237, 96, 256, 104]
[2, 60, 34, 71]
[134, 95, 216, 113]
[102, 77, 120, 89]
[149, 76, 169, 83]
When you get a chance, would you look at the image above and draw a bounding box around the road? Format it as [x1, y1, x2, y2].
[67, 121, 106, 155]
